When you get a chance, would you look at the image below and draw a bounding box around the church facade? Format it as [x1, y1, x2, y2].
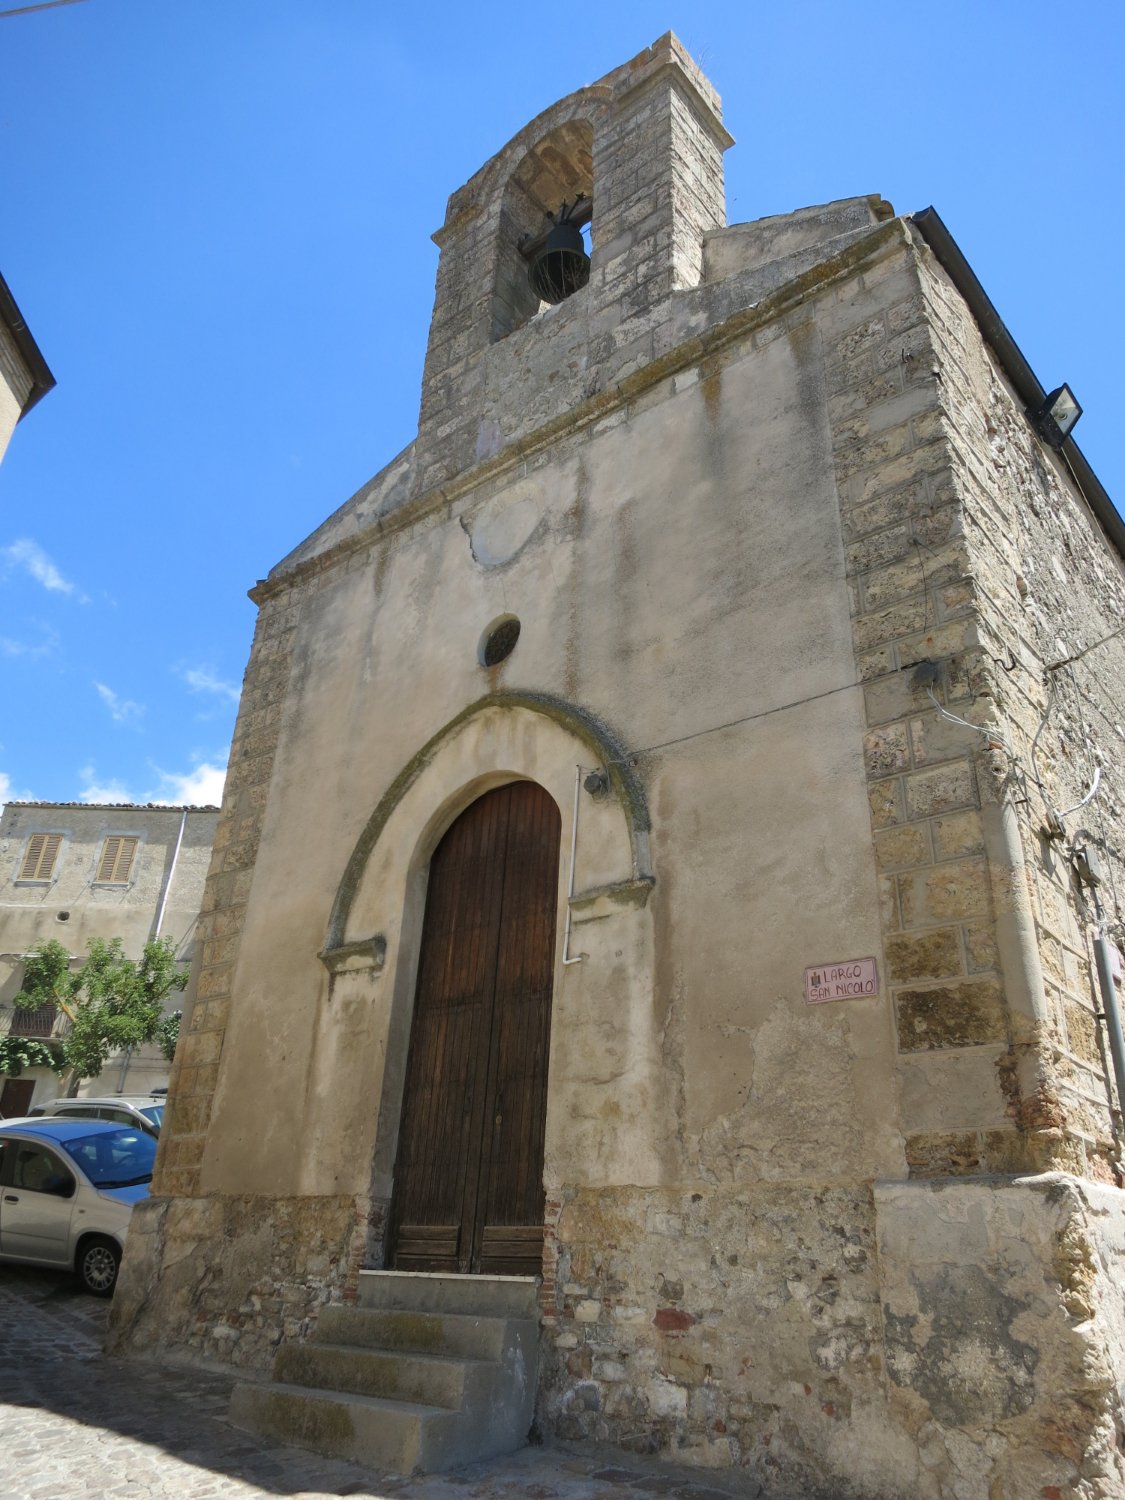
[110, 37, 1125, 1500]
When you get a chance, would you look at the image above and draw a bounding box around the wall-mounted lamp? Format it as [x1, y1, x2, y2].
[1029, 383, 1082, 449]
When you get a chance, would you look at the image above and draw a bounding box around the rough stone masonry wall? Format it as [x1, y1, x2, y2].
[916, 244, 1125, 1179]
[539, 1183, 892, 1493]
[107, 1191, 359, 1370]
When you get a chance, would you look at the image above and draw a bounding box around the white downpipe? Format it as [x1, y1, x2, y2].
[154, 806, 189, 939]
[561, 765, 585, 966]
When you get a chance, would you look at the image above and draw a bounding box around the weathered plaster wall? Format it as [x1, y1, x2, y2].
[151, 297, 898, 1221]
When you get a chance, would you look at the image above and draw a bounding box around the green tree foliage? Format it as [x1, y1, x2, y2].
[12, 938, 78, 1011]
[156, 1010, 182, 1063]
[0, 1035, 63, 1078]
[7, 936, 188, 1094]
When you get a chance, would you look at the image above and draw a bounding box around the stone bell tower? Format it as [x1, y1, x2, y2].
[414, 33, 732, 493]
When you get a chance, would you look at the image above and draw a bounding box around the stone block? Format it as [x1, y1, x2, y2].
[863, 724, 910, 778]
[867, 778, 902, 828]
[896, 617, 977, 667]
[885, 926, 963, 983]
[964, 921, 1000, 973]
[853, 599, 929, 652]
[856, 645, 896, 681]
[903, 760, 976, 819]
[901, 1128, 1030, 1178]
[931, 809, 984, 859]
[862, 545, 964, 614]
[850, 441, 948, 506]
[909, 708, 990, 766]
[897, 1047, 1007, 1132]
[846, 524, 914, 576]
[898, 856, 991, 927]
[874, 824, 931, 871]
[842, 478, 929, 536]
[894, 976, 1006, 1050]
[835, 421, 915, 484]
[862, 670, 930, 726]
[879, 874, 901, 934]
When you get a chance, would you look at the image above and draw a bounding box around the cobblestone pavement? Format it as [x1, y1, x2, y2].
[0, 1268, 778, 1500]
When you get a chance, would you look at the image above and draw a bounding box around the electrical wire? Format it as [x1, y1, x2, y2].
[601, 676, 864, 766]
[1046, 622, 1125, 671]
[924, 684, 1009, 753]
[1057, 765, 1102, 820]
[0, 0, 88, 16]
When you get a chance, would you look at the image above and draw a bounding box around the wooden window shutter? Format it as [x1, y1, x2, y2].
[19, 833, 62, 881]
[97, 836, 138, 883]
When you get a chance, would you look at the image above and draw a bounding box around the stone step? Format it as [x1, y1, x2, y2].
[229, 1379, 464, 1473]
[356, 1269, 537, 1320]
[232, 1274, 540, 1474]
[315, 1303, 536, 1362]
[273, 1340, 474, 1408]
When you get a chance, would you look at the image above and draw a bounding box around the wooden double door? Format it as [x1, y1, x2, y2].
[389, 781, 561, 1275]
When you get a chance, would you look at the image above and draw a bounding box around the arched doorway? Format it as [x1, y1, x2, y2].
[388, 780, 561, 1275]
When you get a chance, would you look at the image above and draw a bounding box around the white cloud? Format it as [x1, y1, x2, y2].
[2, 538, 87, 600]
[0, 623, 60, 659]
[79, 777, 135, 805]
[95, 682, 145, 726]
[0, 768, 34, 807]
[78, 754, 227, 808]
[157, 761, 227, 806]
[179, 666, 241, 705]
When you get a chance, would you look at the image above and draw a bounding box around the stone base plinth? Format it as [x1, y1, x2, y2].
[109, 1177, 1125, 1498]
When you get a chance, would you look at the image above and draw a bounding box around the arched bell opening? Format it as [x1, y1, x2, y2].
[490, 118, 594, 342]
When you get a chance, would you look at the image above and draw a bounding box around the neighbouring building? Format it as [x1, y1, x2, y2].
[0, 268, 54, 462]
[110, 36, 1125, 1500]
[0, 802, 219, 1117]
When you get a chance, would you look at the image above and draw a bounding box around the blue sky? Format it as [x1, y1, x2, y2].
[2, 0, 1122, 810]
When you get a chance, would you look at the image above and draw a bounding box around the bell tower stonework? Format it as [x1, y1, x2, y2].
[111, 33, 1125, 1499]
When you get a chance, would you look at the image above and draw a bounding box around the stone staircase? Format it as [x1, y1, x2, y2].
[229, 1271, 540, 1474]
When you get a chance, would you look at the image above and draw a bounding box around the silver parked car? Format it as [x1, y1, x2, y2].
[30, 1092, 167, 1136]
[0, 1118, 155, 1296]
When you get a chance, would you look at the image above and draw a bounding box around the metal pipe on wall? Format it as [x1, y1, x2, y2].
[117, 807, 190, 1094]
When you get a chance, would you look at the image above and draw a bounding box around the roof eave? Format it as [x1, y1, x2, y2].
[910, 205, 1124, 561]
[0, 270, 56, 418]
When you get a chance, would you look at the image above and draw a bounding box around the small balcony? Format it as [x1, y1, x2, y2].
[0, 1005, 70, 1040]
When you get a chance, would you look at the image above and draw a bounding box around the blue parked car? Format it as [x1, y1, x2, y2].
[0, 1117, 155, 1295]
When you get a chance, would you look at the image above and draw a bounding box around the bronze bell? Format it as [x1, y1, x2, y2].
[528, 204, 590, 305]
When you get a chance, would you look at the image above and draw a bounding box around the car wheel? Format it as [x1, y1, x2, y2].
[77, 1236, 121, 1297]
